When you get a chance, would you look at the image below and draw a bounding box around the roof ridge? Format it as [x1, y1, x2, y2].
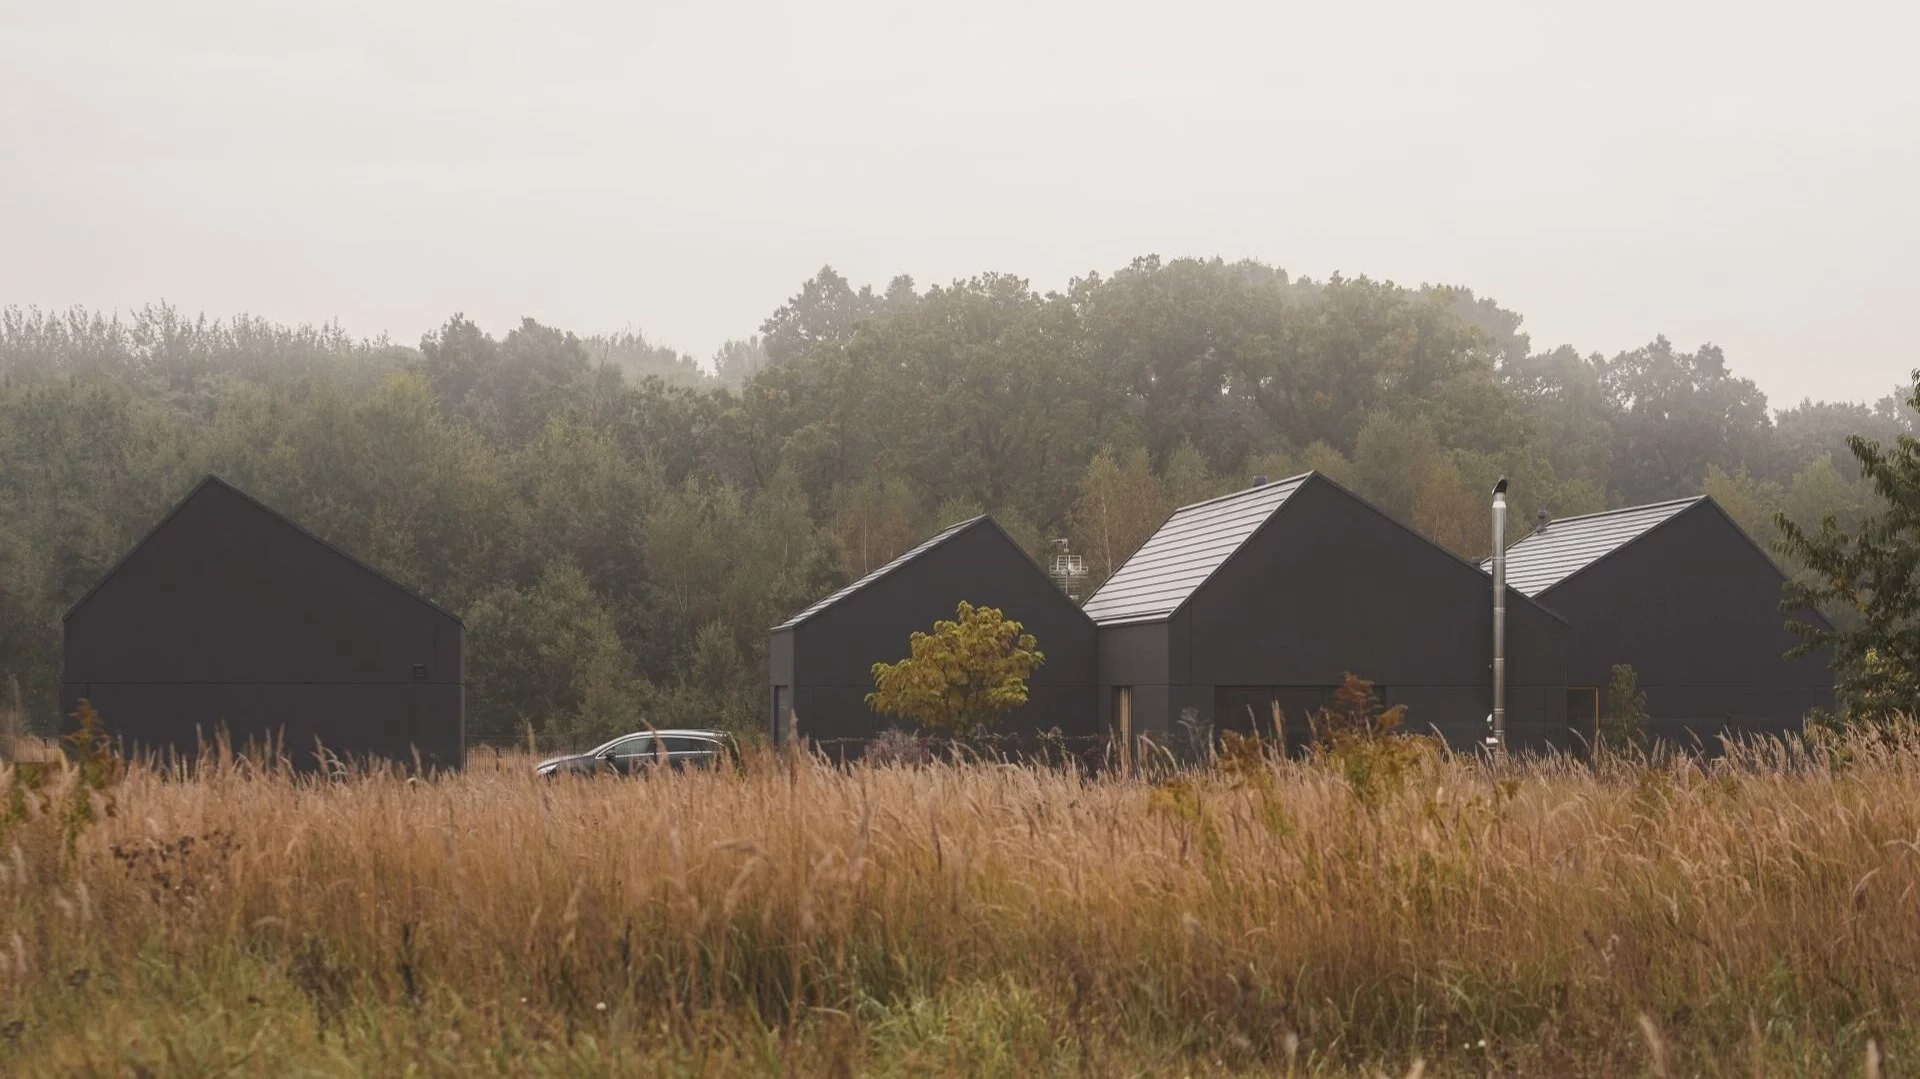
[770, 514, 990, 631]
[1088, 472, 1570, 628]
[1526, 495, 1705, 533]
[1494, 496, 1706, 597]
[1165, 471, 1314, 515]
[1082, 473, 1312, 624]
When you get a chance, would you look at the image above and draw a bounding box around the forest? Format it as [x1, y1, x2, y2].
[1, 256, 1909, 745]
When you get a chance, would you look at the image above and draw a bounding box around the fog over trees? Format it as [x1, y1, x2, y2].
[3, 256, 1908, 741]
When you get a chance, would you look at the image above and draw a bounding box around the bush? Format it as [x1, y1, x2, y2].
[1306, 673, 1437, 809]
[1600, 663, 1649, 753]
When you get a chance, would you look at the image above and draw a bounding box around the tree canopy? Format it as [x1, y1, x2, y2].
[866, 602, 1045, 735]
[1776, 373, 1920, 725]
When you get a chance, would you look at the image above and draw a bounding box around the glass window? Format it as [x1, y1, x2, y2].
[662, 736, 716, 755]
[608, 735, 653, 757]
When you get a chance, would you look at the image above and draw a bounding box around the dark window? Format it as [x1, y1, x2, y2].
[662, 736, 716, 755]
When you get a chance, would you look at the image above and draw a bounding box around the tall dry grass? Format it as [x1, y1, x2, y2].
[1, 732, 1916, 1076]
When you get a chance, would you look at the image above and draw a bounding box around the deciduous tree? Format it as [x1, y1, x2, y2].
[1776, 375, 1920, 725]
[867, 602, 1045, 735]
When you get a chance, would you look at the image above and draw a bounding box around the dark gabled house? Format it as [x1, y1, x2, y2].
[1084, 472, 1570, 756]
[768, 516, 1098, 755]
[1493, 496, 1833, 746]
[62, 476, 465, 770]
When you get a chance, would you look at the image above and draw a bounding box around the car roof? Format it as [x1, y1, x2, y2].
[613, 729, 729, 739]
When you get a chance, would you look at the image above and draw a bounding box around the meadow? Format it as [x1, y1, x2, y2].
[2, 728, 1915, 1077]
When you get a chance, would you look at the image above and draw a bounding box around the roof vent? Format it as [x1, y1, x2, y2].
[1250, 475, 1268, 487]
[1535, 510, 1550, 532]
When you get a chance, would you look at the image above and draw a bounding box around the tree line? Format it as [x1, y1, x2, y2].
[1, 257, 1908, 743]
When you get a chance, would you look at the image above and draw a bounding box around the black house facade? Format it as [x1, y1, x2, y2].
[768, 516, 1099, 754]
[1083, 473, 1571, 755]
[1495, 497, 1833, 746]
[62, 476, 465, 770]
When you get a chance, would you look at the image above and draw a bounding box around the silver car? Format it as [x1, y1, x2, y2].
[535, 729, 734, 777]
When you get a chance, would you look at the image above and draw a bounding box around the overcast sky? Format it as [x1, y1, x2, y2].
[3, 0, 1916, 406]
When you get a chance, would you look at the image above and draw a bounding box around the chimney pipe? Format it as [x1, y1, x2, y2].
[1251, 475, 1268, 487]
[1535, 509, 1550, 533]
[1489, 477, 1509, 757]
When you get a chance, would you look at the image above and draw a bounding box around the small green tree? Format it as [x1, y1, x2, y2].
[1600, 663, 1649, 752]
[1305, 673, 1436, 810]
[1775, 372, 1920, 726]
[867, 602, 1044, 735]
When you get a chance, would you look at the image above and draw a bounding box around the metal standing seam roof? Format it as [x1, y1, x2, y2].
[771, 515, 987, 631]
[1487, 497, 1703, 598]
[1080, 473, 1311, 626]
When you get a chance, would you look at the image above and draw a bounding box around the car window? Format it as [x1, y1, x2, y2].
[662, 736, 717, 755]
[608, 735, 653, 757]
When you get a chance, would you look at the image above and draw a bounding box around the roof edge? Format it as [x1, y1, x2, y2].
[982, 515, 1099, 629]
[1690, 497, 1838, 634]
[1084, 473, 1314, 627]
[769, 514, 998, 633]
[62, 474, 464, 626]
[1083, 472, 1566, 629]
[1530, 496, 1708, 600]
[1167, 470, 1317, 516]
[1155, 472, 1317, 626]
[1523, 495, 1840, 634]
[1522, 495, 1705, 537]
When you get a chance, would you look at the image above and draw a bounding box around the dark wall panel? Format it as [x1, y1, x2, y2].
[1097, 622, 1169, 687]
[1642, 716, 1805, 756]
[66, 482, 458, 687]
[769, 630, 795, 685]
[1169, 609, 1194, 686]
[788, 683, 1095, 757]
[793, 524, 1095, 689]
[1543, 504, 1832, 726]
[1185, 478, 1567, 728]
[1388, 686, 1488, 744]
[63, 682, 462, 771]
[1131, 685, 1172, 743]
[1200, 685, 1546, 754]
[1638, 684, 1833, 730]
[784, 521, 1097, 751]
[1163, 684, 1213, 748]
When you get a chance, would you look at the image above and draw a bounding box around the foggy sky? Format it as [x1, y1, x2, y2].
[4, 0, 1916, 407]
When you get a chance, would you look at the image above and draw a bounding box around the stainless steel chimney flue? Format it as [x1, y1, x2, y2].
[1490, 477, 1509, 757]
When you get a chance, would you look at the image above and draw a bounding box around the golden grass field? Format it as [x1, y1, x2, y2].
[2, 729, 1916, 1077]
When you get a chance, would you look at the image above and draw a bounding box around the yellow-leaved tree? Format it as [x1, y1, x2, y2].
[866, 601, 1045, 735]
